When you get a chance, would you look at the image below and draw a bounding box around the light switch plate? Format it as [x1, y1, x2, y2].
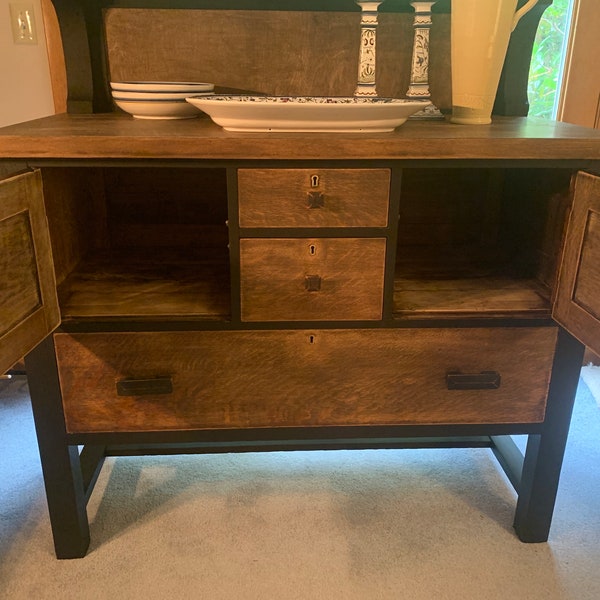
[9, 3, 38, 45]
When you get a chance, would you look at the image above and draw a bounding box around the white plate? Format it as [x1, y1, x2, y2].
[114, 98, 201, 119]
[112, 90, 213, 101]
[185, 95, 428, 132]
[110, 81, 214, 93]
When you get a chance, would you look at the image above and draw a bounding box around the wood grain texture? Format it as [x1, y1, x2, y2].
[0, 212, 41, 334]
[0, 171, 59, 374]
[104, 9, 427, 103]
[398, 168, 503, 248]
[41, 167, 107, 287]
[58, 251, 230, 319]
[42, 166, 231, 318]
[394, 167, 574, 319]
[239, 237, 386, 321]
[554, 171, 600, 354]
[498, 169, 574, 294]
[55, 327, 557, 433]
[41, 0, 67, 114]
[573, 210, 600, 318]
[46, 0, 547, 119]
[1, 115, 600, 161]
[101, 167, 228, 250]
[238, 168, 390, 228]
[394, 276, 551, 319]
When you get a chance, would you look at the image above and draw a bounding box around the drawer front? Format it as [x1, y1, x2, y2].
[56, 327, 556, 433]
[237, 168, 390, 228]
[239, 237, 386, 321]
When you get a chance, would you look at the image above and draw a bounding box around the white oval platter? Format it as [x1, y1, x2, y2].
[185, 96, 428, 132]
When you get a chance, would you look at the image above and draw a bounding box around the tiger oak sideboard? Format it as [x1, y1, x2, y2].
[1, 0, 600, 558]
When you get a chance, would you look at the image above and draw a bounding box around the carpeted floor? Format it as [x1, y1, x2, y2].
[1, 375, 599, 599]
[581, 364, 600, 408]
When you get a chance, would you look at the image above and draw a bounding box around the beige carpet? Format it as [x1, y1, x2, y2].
[1, 375, 600, 600]
[581, 364, 600, 407]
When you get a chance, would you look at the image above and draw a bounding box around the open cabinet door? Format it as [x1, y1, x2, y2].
[554, 171, 600, 355]
[0, 170, 59, 374]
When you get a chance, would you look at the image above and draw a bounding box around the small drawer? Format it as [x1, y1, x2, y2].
[239, 237, 386, 321]
[237, 168, 390, 228]
[55, 327, 557, 433]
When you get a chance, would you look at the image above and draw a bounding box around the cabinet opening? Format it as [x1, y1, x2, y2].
[393, 168, 573, 319]
[42, 167, 231, 320]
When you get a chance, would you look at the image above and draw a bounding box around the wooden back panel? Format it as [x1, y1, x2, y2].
[104, 9, 451, 108]
[50, 0, 551, 115]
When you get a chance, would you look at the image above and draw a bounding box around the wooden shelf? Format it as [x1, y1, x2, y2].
[1, 114, 600, 162]
[58, 251, 231, 320]
[393, 275, 551, 319]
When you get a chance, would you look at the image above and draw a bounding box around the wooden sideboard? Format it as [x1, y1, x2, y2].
[1, 1, 600, 559]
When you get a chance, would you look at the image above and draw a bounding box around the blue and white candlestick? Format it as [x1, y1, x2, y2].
[406, 1, 444, 118]
[354, 1, 384, 97]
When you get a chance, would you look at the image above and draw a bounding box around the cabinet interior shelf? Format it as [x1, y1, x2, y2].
[54, 249, 551, 322]
[393, 275, 551, 319]
[57, 251, 231, 320]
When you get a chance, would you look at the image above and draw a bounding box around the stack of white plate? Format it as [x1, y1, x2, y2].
[110, 81, 215, 119]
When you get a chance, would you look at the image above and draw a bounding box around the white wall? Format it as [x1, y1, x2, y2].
[0, 0, 54, 126]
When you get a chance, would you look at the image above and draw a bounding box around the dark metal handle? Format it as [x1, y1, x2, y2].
[116, 377, 173, 396]
[306, 191, 325, 209]
[304, 274, 322, 292]
[446, 371, 501, 390]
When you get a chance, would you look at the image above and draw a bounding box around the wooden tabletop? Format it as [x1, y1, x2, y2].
[1, 113, 600, 162]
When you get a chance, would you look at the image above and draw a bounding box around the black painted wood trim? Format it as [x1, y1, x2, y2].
[513, 327, 585, 542]
[66, 421, 545, 447]
[494, 0, 553, 116]
[24, 335, 91, 558]
[491, 435, 525, 492]
[104, 436, 496, 456]
[79, 444, 107, 502]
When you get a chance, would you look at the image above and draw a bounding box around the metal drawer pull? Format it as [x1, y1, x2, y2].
[304, 274, 322, 292]
[446, 371, 501, 390]
[116, 377, 173, 396]
[306, 191, 325, 209]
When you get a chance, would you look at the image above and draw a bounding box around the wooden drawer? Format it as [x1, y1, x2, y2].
[237, 168, 390, 228]
[239, 237, 386, 321]
[55, 327, 557, 434]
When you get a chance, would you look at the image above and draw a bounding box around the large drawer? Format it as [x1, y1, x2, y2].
[237, 168, 390, 228]
[239, 237, 386, 321]
[55, 327, 557, 433]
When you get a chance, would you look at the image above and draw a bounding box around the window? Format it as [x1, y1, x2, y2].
[528, 0, 574, 119]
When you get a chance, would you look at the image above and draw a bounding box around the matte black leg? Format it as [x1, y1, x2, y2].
[25, 335, 91, 559]
[80, 444, 107, 502]
[513, 328, 585, 542]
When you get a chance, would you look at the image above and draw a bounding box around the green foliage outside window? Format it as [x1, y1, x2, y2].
[528, 0, 572, 119]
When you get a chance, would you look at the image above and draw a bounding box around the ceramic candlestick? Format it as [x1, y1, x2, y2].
[354, 1, 384, 97]
[406, 1, 444, 119]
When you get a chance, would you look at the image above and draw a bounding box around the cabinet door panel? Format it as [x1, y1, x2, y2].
[554, 171, 600, 354]
[0, 170, 59, 373]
